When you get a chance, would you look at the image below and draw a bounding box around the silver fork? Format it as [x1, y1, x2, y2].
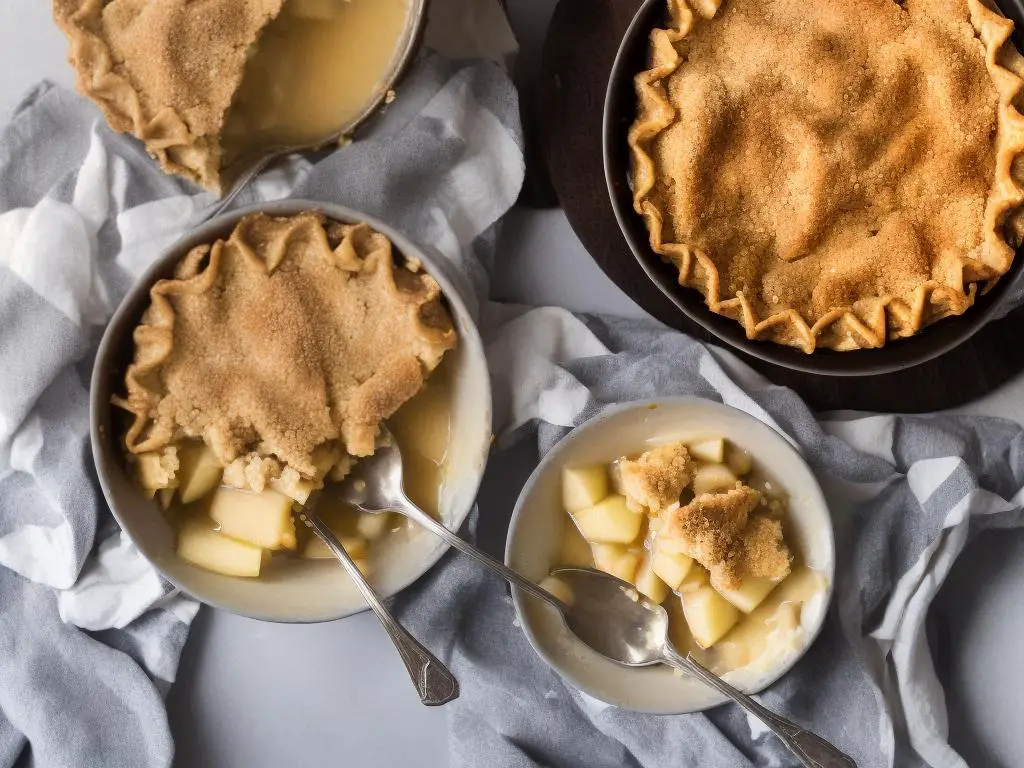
[297, 499, 459, 706]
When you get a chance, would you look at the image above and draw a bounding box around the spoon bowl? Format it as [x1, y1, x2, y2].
[550, 567, 668, 667]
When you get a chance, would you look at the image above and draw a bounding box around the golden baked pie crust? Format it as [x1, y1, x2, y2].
[630, 0, 1024, 352]
[113, 212, 456, 478]
[53, 0, 286, 194]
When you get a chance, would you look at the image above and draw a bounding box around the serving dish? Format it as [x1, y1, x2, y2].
[506, 398, 834, 713]
[603, 0, 1024, 376]
[54, 0, 430, 196]
[90, 199, 492, 623]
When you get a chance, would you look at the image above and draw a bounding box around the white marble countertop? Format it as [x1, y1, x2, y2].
[2, 1, 1023, 766]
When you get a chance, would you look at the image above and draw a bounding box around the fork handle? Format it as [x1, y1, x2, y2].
[303, 511, 459, 707]
[662, 645, 856, 768]
[391, 496, 567, 612]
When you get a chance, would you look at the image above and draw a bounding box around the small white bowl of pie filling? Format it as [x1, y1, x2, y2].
[91, 200, 491, 623]
[506, 398, 835, 713]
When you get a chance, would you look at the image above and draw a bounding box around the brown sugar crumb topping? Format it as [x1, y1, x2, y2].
[741, 516, 792, 582]
[113, 212, 456, 479]
[619, 441, 692, 512]
[661, 484, 791, 589]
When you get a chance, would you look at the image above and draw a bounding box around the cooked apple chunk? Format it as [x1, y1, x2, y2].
[158, 487, 176, 511]
[691, 463, 739, 496]
[591, 543, 640, 583]
[634, 554, 670, 603]
[682, 585, 740, 648]
[176, 443, 223, 504]
[688, 438, 725, 464]
[356, 511, 394, 541]
[562, 465, 609, 513]
[560, 518, 595, 567]
[269, 467, 319, 505]
[714, 576, 779, 613]
[573, 495, 642, 544]
[678, 563, 710, 594]
[208, 487, 297, 550]
[651, 550, 693, 590]
[539, 575, 575, 605]
[725, 446, 753, 476]
[178, 519, 267, 578]
[135, 447, 179, 493]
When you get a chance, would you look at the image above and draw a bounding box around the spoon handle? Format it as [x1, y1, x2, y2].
[391, 496, 567, 612]
[662, 645, 856, 768]
[302, 510, 459, 707]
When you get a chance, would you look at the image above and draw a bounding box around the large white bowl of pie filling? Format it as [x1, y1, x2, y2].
[506, 398, 835, 713]
[91, 200, 491, 623]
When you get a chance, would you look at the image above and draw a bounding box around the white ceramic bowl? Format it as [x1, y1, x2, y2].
[91, 200, 492, 623]
[505, 398, 834, 713]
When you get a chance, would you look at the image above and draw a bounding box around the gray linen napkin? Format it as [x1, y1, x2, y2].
[0, 52, 524, 767]
[395, 307, 1024, 768]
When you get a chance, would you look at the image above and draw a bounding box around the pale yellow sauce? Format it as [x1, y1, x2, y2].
[223, 0, 411, 166]
[303, 355, 453, 544]
[388, 356, 453, 521]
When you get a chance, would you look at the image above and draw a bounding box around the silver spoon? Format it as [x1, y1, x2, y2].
[549, 567, 856, 768]
[296, 502, 459, 707]
[339, 431, 856, 767]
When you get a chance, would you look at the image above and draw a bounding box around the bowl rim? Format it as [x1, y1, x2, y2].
[504, 396, 836, 714]
[89, 199, 492, 624]
[601, 0, 1024, 377]
[220, 0, 432, 192]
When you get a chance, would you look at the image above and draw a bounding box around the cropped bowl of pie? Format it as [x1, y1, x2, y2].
[506, 398, 834, 713]
[53, 0, 426, 195]
[91, 201, 491, 623]
[605, 0, 1024, 372]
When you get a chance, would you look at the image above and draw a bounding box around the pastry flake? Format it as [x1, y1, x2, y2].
[618, 441, 692, 513]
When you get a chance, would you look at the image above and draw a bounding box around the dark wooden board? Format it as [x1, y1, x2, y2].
[534, 0, 1024, 413]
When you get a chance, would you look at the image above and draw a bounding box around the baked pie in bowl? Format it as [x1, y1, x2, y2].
[53, 0, 423, 194]
[90, 202, 491, 622]
[608, 0, 1024, 357]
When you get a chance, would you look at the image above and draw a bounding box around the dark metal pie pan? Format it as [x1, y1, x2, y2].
[603, 0, 1024, 377]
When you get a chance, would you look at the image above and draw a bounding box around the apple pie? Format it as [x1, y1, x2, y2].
[112, 211, 457, 577]
[53, 0, 410, 194]
[630, 0, 1024, 352]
